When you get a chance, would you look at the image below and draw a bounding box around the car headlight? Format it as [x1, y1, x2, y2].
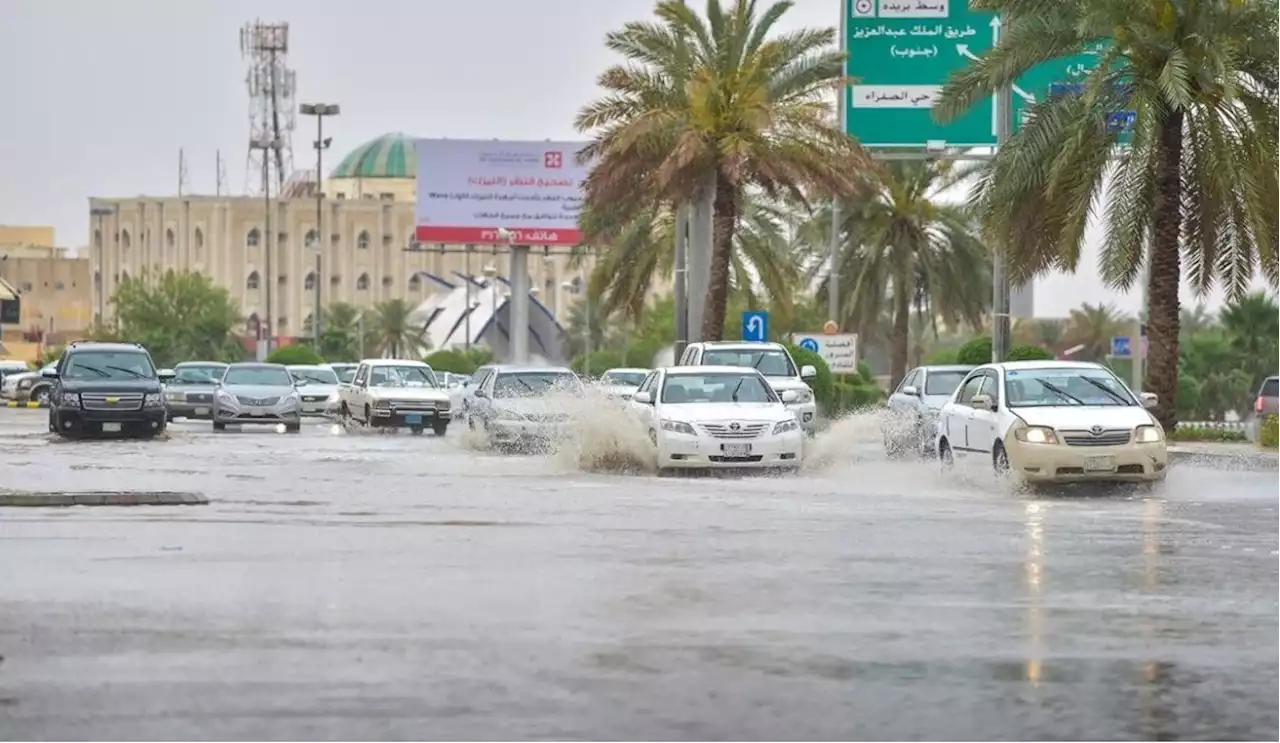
[165, 391, 185, 402]
[326, 391, 340, 402]
[495, 408, 526, 421]
[788, 389, 814, 404]
[660, 419, 696, 435]
[57, 391, 80, 408]
[773, 418, 799, 435]
[216, 390, 237, 404]
[143, 393, 164, 408]
[17, 378, 33, 390]
[1014, 425, 1059, 444]
[282, 395, 300, 408]
[1134, 424, 1164, 443]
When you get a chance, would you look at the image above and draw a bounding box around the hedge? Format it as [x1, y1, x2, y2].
[1260, 415, 1279, 449]
[265, 344, 324, 365]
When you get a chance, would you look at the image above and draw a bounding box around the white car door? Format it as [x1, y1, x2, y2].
[349, 364, 370, 420]
[948, 373, 986, 457]
[629, 371, 660, 426]
[965, 370, 1001, 455]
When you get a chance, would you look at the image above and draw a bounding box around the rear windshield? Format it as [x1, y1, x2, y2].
[1262, 378, 1279, 397]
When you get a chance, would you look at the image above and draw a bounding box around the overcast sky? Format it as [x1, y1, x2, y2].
[0, 0, 1268, 318]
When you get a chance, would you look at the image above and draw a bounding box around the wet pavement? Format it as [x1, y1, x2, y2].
[0, 407, 1276, 741]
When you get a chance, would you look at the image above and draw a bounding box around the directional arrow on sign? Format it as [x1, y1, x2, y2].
[956, 42, 1039, 109]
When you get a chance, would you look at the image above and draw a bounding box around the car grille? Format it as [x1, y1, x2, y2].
[383, 399, 449, 413]
[699, 422, 768, 439]
[524, 412, 568, 423]
[82, 392, 144, 411]
[302, 395, 328, 403]
[1061, 428, 1132, 447]
[236, 395, 280, 406]
[186, 392, 213, 403]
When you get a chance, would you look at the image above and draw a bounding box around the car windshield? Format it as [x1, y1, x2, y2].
[701, 349, 796, 377]
[62, 351, 155, 381]
[661, 372, 777, 404]
[223, 366, 292, 386]
[925, 370, 969, 396]
[173, 365, 226, 384]
[331, 366, 357, 383]
[602, 371, 647, 386]
[368, 365, 437, 388]
[289, 367, 339, 385]
[1005, 367, 1136, 407]
[493, 372, 581, 398]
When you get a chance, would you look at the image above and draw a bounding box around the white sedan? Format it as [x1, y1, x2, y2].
[935, 360, 1168, 485]
[628, 365, 804, 473]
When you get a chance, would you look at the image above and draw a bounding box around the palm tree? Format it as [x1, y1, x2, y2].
[802, 160, 990, 388]
[575, 0, 869, 342]
[1219, 291, 1280, 384]
[368, 299, 428, 359]
[1063, 302, 1131, 361]
[1013, 318, 1068, 351]
[936, 0, 1279, 428]
[1179, 304, 1216, 339]
[578, 195, 801, 323]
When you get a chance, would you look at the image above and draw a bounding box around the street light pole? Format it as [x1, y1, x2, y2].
[464, 244, 474, 351]
[300, 103, 340, 351]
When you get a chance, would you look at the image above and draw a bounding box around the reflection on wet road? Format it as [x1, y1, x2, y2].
[0, 409, 1276, 740]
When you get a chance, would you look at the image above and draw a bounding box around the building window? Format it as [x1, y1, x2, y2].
[305, 272, 317, 291]
[165, 228, 175, 249]
[379, 192, 395, 201]
[278, 317, 288, 330]
[408, 274, 422, 291]
[357, 230, 370, 250]
[246, 271, 260, 290]
[55, 281, 65, 291]
[356, 273, 371, 291]
[94, 271, 102, 286]
[330, 274, 341, 286]
[121, 229, 131, 250]
[305, 229, 319, 250]
[382, 233, 392, 246]
[336, 192, 346, 200]
[246, 313, 261, 337]
[278, 274, 288, 285]
[94, 229, 102, 249]
[381, 275, 393, 288]
[20, 282, 33, 293]
[246, 228, 261, 248]
[303, 314, 314, 335]
[194, 227, 204, 250]
[278, 232, 288, 248]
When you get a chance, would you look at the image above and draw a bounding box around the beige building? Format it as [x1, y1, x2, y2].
[0, 227, 93, 342]
[89, 133, 597, 342]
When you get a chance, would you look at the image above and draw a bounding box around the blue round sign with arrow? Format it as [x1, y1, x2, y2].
[797, 337, 820, 353]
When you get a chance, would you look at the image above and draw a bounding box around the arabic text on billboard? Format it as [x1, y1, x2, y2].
[414, 139, 589, 246]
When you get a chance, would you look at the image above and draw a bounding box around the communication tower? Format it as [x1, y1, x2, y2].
[239, 21, 296, 194]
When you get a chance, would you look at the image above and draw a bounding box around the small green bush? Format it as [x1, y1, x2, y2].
[1006, 344, 1055, 362]
[1170, 425, 1248, 443]
[571, 350, 626, 377]
[955, 336, 993, 365]
[785, 343, 834, 408]
[925, 347, 960, 365]
[422, 348, 493, 375]
[266, 344, 323, 366]
[1260, 415, 1279, 449]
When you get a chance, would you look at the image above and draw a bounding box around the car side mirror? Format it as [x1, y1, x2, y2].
[800, 364, 817, 380]
[970, 393, 995, 411]
[473, 388, 487, 399]
[41, 369, 58, 380]
[1140, 392, 1158, 408]
[633, 390, 653, 404]
[901, 385, 919, 397]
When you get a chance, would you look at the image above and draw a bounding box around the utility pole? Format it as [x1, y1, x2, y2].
[674, 203, 688, 360]
[991, 21, 1013, 363]
[300, 103, 340, 351]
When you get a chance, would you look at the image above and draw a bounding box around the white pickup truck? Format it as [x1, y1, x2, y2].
[339, 358, 453, 435]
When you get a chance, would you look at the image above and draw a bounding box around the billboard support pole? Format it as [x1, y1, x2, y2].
[509, 245, 531, 364]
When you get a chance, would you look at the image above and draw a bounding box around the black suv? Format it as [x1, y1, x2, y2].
[44, 341, 174, 438]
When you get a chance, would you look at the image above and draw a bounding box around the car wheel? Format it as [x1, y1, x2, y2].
[432, 422, 448, 436]
[213, 421, 226, 431]
[938, 439, 954, 467]
[285, 423, 301, 434]
[33, 386, 51, 406]
[410, 427, 424, 436]
[648, 428, 658, 446]
[993, 442, 1010, 475]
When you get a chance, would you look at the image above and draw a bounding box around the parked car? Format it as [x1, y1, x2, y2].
[677, 341, 818, 434]
[467, 365, 581, 449]
[339, 359, 452, 435]
[935, 361, 1167, 486]
[212, 362, 303, 432]
[0, 359, 30, 387]
[45, 341, 173, 438]
[163, 361, 228, 420]
[881, 364, 974, 457]
[1, 361, 56, 404]
[1251, 375, 1279, 441]
[628, 366, 803, 473]
[287, 364, 342, 417]
[596, 367, 651, 401]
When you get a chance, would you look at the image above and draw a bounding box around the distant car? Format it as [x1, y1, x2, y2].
[212, 362, 302, 432]
[287, 364, 341, 417]
[628, 365, 804, 473]
[457, 364, 499, 421]
[0, 360, 30, 387]
[339, 359, 452, 435]
[46, 341, 173, 438]
[1251, 375, 1279, 440]
[163, 361, 229, 420]
[596, 367, 651, 401]
[325, 362, 359, 385]
[935, 361, 1167, 485]
[1, 361, 56, 404]
[881, 364, 974, 456]
[467, 366, 582, 449]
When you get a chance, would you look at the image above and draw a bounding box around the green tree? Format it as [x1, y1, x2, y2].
[1063, 303, 1132, 361]
[111, 270, 244, 367]
[317, 302, 366, 362]
[367, 299, 428, 358]
[805, 160, 990, 388]
[937, 0, 1279, 429]
[423, 347, 493, 375]
[1218, 291, 1280, 385]
[1013, 318, 1067, 351]
[266, 344, 324, 366]
[576, 0, 868, 342]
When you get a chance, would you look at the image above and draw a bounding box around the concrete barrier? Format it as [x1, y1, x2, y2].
[4, 400, 46, 409]
[0, 491, 209, 507]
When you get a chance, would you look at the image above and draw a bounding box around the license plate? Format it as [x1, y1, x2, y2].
[1084, 456, 1116, 472]
[405, 414, 423, 425]
[194, 407, 209, 416]
[722, 443, 752, 457]
[248, 410, 267, 416]
[102, 422, 122, 433]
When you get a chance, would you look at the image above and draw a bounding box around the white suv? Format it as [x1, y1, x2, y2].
[677, 341, 818, 433]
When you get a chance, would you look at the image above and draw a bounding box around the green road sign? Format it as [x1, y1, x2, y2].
[845, 1, 1132, 148]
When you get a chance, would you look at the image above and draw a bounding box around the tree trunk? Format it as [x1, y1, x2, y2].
[1146, 108, 1185, 430]
[701, 175, 738, 342]
[889, 278, 911, 390]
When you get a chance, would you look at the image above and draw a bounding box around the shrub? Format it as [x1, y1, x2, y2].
[422, 348, 493, 375]
[266, 344, 323, 366]
[571, 350, 626, 377]
[1006, 344, 1055, 361]
[1170, 425, 1248, 443]
[1260, 415, 1279, 449]
[785, 343, 834, 407]
[925, 347, 960, 365]
[955, 336, 993, 365]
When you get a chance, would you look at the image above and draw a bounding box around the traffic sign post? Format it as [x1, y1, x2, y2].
[792, 333, 860, 375]
[1110, 335, 1132, 358]
[741, 311, 769, 343]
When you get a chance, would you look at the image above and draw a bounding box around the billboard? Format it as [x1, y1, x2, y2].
[414, 139, 590, 246]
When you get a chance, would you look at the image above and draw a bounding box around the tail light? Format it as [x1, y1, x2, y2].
[1256, 396, 1265, 413]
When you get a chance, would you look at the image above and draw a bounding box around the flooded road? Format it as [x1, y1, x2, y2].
[0, 408, 1276, 740]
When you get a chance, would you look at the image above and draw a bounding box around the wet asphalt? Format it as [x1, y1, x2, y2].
[0, 407, 1276, 741]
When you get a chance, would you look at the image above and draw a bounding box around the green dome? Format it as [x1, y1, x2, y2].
[329, 133, 415, 179]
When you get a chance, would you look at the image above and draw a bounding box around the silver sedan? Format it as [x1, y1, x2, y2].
[212, 363, 303, 432]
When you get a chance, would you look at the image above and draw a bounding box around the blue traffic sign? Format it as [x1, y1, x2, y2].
[796, 337, 820, 353]
[1110, 335, 1131, 357]
[742, 311, 769, 342]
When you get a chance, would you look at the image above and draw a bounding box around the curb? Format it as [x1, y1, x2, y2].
[4, 400, 47, 409]
[0, 491, 209, 507]
[1168, 448, 1279, 472]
